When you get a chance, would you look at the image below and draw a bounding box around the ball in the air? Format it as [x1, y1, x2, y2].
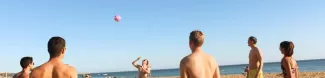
[114, 15, 121, 22]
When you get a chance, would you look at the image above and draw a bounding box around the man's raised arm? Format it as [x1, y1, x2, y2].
[132, 57, 141, 68]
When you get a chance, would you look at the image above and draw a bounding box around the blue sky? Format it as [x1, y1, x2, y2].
[0, 0, 324, 73]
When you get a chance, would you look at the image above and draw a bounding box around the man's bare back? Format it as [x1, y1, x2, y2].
[30, 61, 77, 78]
[30, 37, 77, 78]
[180, 52, 220, 78]
[13, 72, 29, 78]
[248, 47, 262, 70]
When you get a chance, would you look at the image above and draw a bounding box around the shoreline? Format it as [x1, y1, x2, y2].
[149, 72, 325, 78]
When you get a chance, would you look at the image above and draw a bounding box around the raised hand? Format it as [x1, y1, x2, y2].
[137, 56, 141, 60]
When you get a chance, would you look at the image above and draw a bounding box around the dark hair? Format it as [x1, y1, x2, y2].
[189, 30, 204, 47]
[20, 56, 33, 68]
[48, 36, 66, 58]
[143, 59, 149, 65]
[248, 36, 257, 44]
[280, 41, 294, 57]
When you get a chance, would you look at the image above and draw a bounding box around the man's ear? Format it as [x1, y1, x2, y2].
[61, 47, 66, 54]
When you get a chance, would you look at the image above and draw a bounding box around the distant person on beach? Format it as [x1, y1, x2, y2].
[244, 66, 249, 73]
[83, 74, 91, 78]
[30, 36, 77, 78]
[132, 57, 151, 78]
[179, 30, 220, 78]
[13, 56, 34, 78]
[279, 41, 299, 78]
[242, 66, 249, 78]
[247, 36, 264, 78]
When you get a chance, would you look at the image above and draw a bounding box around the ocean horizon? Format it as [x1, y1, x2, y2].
[80, 58, 325, 78]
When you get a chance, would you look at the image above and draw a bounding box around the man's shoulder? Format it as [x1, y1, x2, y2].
[204, 53, 218, 65]
[31, 63, 50, 74]
[30, 66, 43, 75]
[23, 72, 30, 78]
[181, 55, 197, 65]
[65, 65, 77, 77]
[65, 64, 77, 74]
[251, 47, 262, 54]
[31, 66, 42, 72]
[253, 47, 262, 51]
[13, 72, 20, 78]
[181, 56, 190, 64]
[67, 65, 77, 71]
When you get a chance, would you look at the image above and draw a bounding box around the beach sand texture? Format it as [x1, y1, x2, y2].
[150, 72, 325, 78]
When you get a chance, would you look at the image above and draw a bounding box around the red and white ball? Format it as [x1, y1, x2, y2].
[114, 15, 121, 22]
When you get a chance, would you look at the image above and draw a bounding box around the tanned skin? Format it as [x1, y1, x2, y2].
[132, 57, 150, 78]
[30, 37, 77, 78]
[180, 30, 220, 78]
[14, 57, 34, 78]
[248, 38, 263, 78]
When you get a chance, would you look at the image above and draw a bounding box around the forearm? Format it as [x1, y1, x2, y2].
[256, 61, 263, 74]
[145, 70, 150, 74]
[132, 59, 139, 65]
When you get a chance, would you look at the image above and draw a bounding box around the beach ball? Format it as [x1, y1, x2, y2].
[114, 15, 121, 22]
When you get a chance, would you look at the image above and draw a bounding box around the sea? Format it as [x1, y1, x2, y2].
[79, 59, 325, 78]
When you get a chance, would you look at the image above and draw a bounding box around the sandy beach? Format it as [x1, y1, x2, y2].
[150, 72, 325, 78]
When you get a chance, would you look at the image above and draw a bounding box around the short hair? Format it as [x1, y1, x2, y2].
[280, 41, 294, 57]
[20, 56, 33, 68]
[48, 36, 66, 58]
[189, 30, 204, 47]
[248, 36, 257, 44]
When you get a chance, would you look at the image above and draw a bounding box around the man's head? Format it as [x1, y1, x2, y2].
[247, 36, 257, 46]
[189, 30, 204, 49]
[142, 59, 149, 66]
[48, 36, 66, 58]
[20, 56, 34, 70]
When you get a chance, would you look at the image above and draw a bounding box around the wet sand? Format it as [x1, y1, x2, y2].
[150, 72, 325, 78]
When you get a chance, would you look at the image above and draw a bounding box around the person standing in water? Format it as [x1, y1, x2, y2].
[279, 41, 299, 78]
[132, 57, 151, 78]
[179, 30, 220, 78]
[247, 36, 264, 78]
[30, 36, 77, 78]
[13, 56, 34, 78]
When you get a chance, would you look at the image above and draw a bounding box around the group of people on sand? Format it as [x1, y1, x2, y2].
[178, 30, 299, 78]
[243, 36, 299, 78]
[13, 37, 77, 78]
[11, 30, 298, 78]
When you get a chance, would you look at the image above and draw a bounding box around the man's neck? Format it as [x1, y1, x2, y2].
[250, 45, 257, 48]
[191, 47, 202, 53]
[49, 57, 63, 63]
[21, 68, 30, 73]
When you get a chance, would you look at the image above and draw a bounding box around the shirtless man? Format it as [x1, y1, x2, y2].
[179, 30, 220, 78]
[13, 56, 34, 78]
[247, 36, 264, 78]
[132, 57, 151, 78]
[30, 36, 77, 78]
